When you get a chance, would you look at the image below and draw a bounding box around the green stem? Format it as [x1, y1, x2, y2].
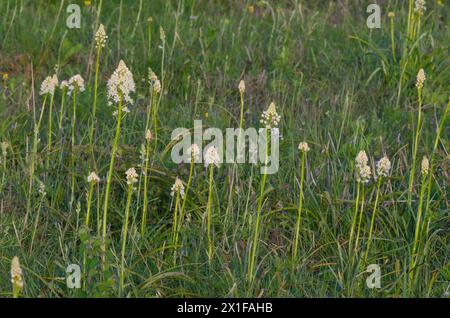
[248, 128, 269, 282]
[70, 91, 77, 211]
[120, 183, 133, 296]
[354, 185, 366, 253]
[140, 138, 152, 236]
[364, 177, 382, 263]
[47, 92, 54, 167]
[206, 164, 214, 264]
[102, 95, 123, 256]
[348, 181, 361, 253]
[408, 87, 422, 203]
[89, 46, 102, 145]
[389, 18, 396, 63]
[292, 151, 306, 259]
[176, 158, 194, 249]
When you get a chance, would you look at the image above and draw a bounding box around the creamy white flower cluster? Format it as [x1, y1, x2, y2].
[87, 171, 100, 183]
[125, 167, 138, 185]
[107, 60, 135, 106]
[95, 24, 107, 49]
[171, 177, 185, 198]
[416, 68, 426, 89]
[355, 150, 371, 183]
[204, 146, 220, 168]
[67, 74, 85, 95]
[39, 74, 58, 96]
[376, 156, 391, 178]
[414, 0, 426, 15]
[260, 102, 281, 128]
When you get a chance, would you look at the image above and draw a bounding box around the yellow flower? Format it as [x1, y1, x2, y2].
[2, 73, 9, 81]
[388, 12, 395, 18]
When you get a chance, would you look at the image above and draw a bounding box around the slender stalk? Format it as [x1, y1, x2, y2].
[292, 151, 306, 259]
[58, 88, 66, 130]
[175, 158, 194, 250]
[25, 94, 47, 227]
[120, 183, 133, 295]
[348, 181, 361, 253]
[46, 92, 55, 167]
[171, 189, 181, 252]
[89, 45, 102, 145]
[70, 90, 78, 211]
[248, 128, 269, 282]
[83, 180, 95, 290]
[140, 137, 152, 236]
[408, 87, 423, 203]
[364, 177, 382, 263]
[102, 95, 123, 254]
[206, 164, 214, 263]
[409, 173, 427, 286]
[354, 185, 366, 252]
[389, 16, 396, 63]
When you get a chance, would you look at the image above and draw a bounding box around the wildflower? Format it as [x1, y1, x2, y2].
[125, 167, 138, 185]
[153, 79, 161, 94]
[60, 80, 69, 90]
[355, 150, 371, 183]
[171, 177, 185, 198]
[414, 0, 426, 15]
[159, 26, 166, 41]
[204, 146, 220, 168]
[1, 141, 8, 157]
[416, 68, 426, 89]
[145, 129, 153, 142]
[188, 144, 201, 162]
[11, 256, 24, 291]
[388, 12, 395, 18]
[239, 80, 245, 94]
[260, 102, 281, 128]
[38, 180, 46, 196]
[148, 68, 158, 83]
[39, 74, 58, 96]
[67, 74, 85, 95]
[107, 60, 135, 106]
[298, 142, 310, 152]
[87, 171, 100, 183]
[376, 156, 391, 178]
[355, 150, 369, 168]
[94, 24, 107, 48]
[2, 73, 9, 81]
[421, 156, 429, 176]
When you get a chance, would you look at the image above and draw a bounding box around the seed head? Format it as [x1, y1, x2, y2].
[40, 74, 58, 96]
[188, 144, 201, 162]
[87, 171, 100, 183]
[145, 129, 153, 142]
[107, 60, 136, 106]
[94, 24, 108, 48]
[376, 156, 391, 178]
[204, 146, 220, 168]
[11, 256, 24, 290]
[260, 102, 281, 128]
[421, 156, 429, 176]
[67, 74, 85, 95]
[125, 167, 138, 185]
[238, 80, 245, 94]
[170, 177, 185, 198]
[298, 142, 310, 153]
[388, 12, 395, 18]
[414, 0, 426, 15]
[416, 68, 426, 89]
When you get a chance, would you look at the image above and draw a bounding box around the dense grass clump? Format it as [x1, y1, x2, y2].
[0, 0, 448, 297]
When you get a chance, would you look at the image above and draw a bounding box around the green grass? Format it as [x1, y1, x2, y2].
[0, 0, 448, 297]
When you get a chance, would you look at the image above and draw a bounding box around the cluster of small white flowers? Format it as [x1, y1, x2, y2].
[298, 142, 310, 152]
[59, 80, 69, 91]
[1, 141, 8, 157]
[376, 156, 391, 178]
[107, 60, 136, 106]
[125, 167, 138, 185]
[38, 180, 46, 197]
[260, 102, 281, 128]
[421, 156, 429, 176]
[170, 177, 185, 198]
[87, 171, 100, 183]
[188, 144, 201, 162]
[416, 68, 426, 89]
[414, 0, 426, 15]
[148, 68, 161, 94]
[67, 74, 85, 95]
[11, 256, 24, 289]
[39, 74, 58, 96]
[145, 129, 153, 142]
[139, 143, 146, 163]
[204, 146, 220, 168]
[94, 24, 108, 48]
[355, 150, 371, 183]
[238, 80, 245, 94]
[112, 106, 130, 116]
